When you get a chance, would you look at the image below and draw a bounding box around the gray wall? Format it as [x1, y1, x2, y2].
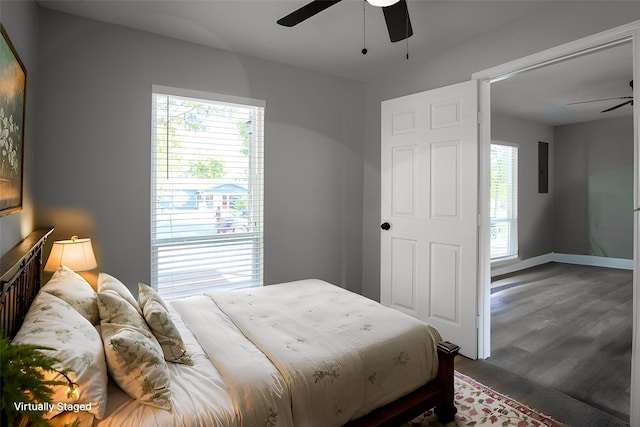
[361, 2, 640, 300]
[4, 2, 640, 301]
[490, 113, 633, 266]
[554, 116, 634, 258]
[33, 9, 364, 294]
[0, 0, 38, 254]
[491, 113, 555, 261]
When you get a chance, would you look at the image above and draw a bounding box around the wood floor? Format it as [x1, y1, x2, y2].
[455, 357, 630, 427]
[486, 262, 633, 423]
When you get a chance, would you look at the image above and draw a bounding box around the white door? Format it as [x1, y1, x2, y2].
[381, 80, 479, 359]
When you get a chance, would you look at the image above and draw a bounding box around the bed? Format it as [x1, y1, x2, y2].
[1, 228, 459, 427]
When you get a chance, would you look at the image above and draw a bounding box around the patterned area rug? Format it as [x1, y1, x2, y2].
[406, 371, 567, 427]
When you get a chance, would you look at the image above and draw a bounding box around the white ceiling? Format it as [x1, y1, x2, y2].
[38, 0, 634, 126]
[492, 41, 633, 126]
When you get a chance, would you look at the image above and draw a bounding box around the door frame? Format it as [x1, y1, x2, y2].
[472, 20, 640, 425]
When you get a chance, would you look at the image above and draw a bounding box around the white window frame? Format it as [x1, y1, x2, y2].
[151, 85, 265, 299]
[490, 141, 518, 261]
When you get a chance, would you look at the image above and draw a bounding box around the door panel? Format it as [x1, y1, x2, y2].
[381, 80, 479, 359]
[431, 141, 460, 218]
[390, 237, 417, 313]
[392, 146, 416, 216]
[429, 242, 460, 322]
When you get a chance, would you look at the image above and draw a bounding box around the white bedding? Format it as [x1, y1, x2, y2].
[95, 304, 237, 427]
[62, 280, 441, 427]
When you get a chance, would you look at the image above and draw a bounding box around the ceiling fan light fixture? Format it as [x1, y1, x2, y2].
[278, 0, 412, 43]
[366, 0, 400, 7]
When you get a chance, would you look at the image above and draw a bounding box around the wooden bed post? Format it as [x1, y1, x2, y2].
[435, 341, 460, 423]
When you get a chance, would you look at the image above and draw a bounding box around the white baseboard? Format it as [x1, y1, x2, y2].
[491, 252, 633, 277]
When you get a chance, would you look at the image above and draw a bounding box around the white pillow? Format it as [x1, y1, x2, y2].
[41, 265, 99, 325]
[97, 273, 142, 316]
[138, 283, 193, 365]
[12, 292, 108, 419]
[98, 291, 172, 410]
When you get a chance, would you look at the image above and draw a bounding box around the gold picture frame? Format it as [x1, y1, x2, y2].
[0, 24, 26, 217]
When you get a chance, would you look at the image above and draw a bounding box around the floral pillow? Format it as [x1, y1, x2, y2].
[97, 273, 142, 316]
[12, 292, 108, 419]
[138, 283, 193, 365]
[98, 291, 172, 410]
[97, 291, 149, 332]
[40, 265, 99, 325]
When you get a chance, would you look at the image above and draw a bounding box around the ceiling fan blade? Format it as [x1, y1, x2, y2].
[601, 99, 633, 113]
[277, 0, 342, 27]
[568, 96, 633, 106]
[382, 0, 413, 43]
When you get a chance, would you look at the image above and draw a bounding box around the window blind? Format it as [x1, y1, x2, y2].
[151, 88, 264, 299]
[490, 143, 518, 260]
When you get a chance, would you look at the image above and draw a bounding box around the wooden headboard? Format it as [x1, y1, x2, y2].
[0, 228, 53, 339]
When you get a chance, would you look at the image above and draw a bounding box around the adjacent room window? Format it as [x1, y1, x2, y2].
[490, 142, 518, 260]
[151, 86, 264, 299]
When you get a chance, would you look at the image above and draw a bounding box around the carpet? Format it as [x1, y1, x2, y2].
[406, 371, 567, 427]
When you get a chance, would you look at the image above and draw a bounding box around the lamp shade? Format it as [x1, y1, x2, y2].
[44, 236, 98, 272]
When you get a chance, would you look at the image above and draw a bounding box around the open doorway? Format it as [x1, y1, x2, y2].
[483, 41, 634, 422]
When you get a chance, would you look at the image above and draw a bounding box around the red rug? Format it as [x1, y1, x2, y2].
[406, 371, 567, 427]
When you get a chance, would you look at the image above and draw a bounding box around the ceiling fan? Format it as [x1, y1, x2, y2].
[568, 80, 634, 113]
[277, 0, 413, 43]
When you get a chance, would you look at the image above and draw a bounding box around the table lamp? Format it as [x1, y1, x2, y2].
[44, 235, 97, 272]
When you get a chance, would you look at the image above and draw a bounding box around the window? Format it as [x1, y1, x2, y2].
[490, 143, 518, 260]
[151, 86, 264, 299]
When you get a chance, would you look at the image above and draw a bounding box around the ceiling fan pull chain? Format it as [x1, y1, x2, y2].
[405, 35, 409, 59]
[405, 7, 409, 59]
[362, 0, 368, 55]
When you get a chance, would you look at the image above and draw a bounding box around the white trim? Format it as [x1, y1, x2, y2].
[151, 84, 266, 108]
[491, 139, 519, 148]
[472, 22, 638, 83]
[476, 78, 492, 362]
[553, 253, 634, 270]
[632, 24, 640, 427]
[491, 254, 518, 263]
[491, 253, 633, 277]
[473, 21, 640, 425]
[491, 253, 554, 277]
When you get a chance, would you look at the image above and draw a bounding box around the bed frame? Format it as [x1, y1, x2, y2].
[0, 227, 459, 426]
[345, 340, 459, 426]
[1, 228, 53, 339]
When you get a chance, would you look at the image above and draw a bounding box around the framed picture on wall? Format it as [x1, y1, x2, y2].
[0, 24, 26, 217]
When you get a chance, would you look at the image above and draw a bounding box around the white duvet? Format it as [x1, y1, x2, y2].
[88, 279, 441, 427]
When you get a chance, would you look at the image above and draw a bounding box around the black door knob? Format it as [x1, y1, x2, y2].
[381, 222, 391, 231]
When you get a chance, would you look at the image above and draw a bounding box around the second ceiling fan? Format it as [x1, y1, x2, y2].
[277, 0, 413, 43]
[568, 80, 634, 113]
